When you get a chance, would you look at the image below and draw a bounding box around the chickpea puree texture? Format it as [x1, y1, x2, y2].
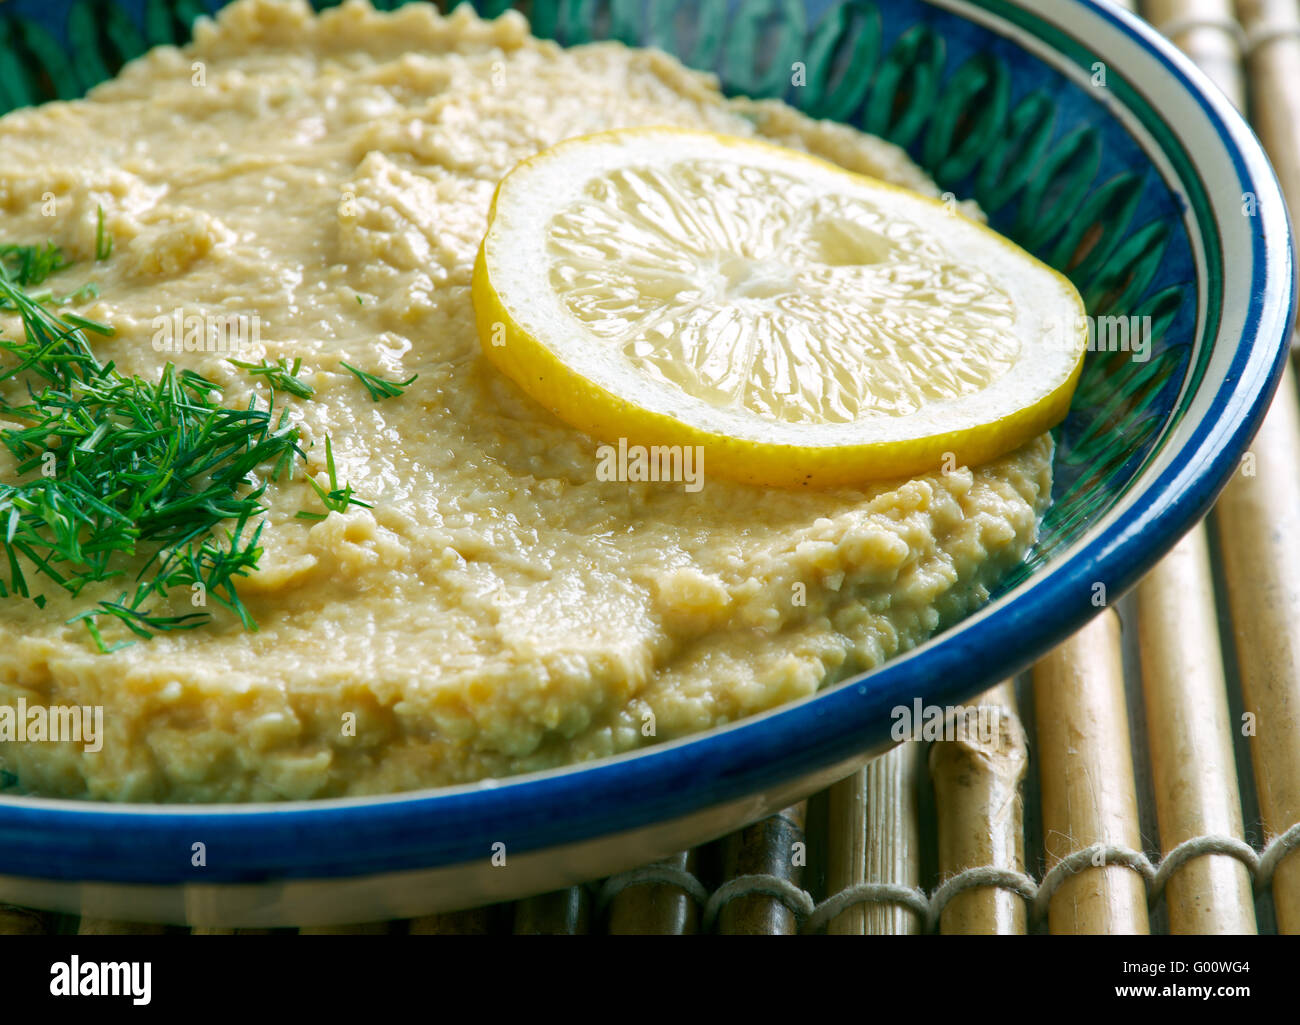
[0, 0, 1051, 801]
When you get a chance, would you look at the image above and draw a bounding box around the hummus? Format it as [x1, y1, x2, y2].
[0, 0, 1051, 801]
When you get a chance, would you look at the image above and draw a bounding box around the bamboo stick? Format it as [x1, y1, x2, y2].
[929, 681, 1029, 934]
[1237, 0, 1300, 290]
[1214, 362, 1300, 932]
[824, 770, 869, 935]
[513, 887, 591, 934]
[1136, 531, 1258, 933]
[715, 804, 807, 935]
[824, 742, 924, 934]
[1147, 0, 1246, 98]
[605, 851, 701, 935]
[1134, 0, 1258, 937]
[1033, 610, 1150, 934]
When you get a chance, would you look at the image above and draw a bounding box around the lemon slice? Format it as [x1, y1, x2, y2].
[472, 127, 1087, 487]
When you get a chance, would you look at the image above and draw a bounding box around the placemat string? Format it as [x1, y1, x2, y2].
[597, 822, 1300, 933]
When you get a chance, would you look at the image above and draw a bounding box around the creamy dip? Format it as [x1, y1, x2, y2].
[0, 0, 1051, 801]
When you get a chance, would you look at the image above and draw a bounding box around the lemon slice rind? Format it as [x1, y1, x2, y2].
[473, 127, 1087, 488]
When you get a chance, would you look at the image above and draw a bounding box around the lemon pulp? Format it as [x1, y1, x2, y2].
[474, 128, 1087, 487]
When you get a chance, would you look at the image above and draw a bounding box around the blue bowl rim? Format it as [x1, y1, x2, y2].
[0, 0, 1294, 885]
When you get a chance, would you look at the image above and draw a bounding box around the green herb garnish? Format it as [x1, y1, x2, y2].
[0, 240, 102, 309]
[61, 311, 113, 336]
[0, 241, 67, 290]
[95, 206, 113, 262]
[228, 356, 315, 400]
[295, 434, 371, 521]
[339, 361, 417, 402]
[52, 282, 100, 306]
[0, 275, 310, 650]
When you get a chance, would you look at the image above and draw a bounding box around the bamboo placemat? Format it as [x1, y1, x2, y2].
[4, 0, 1300, 936]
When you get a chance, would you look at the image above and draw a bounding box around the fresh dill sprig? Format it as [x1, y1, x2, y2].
[0, 274, 312, 651]
[0, 241, 67, 290]
[229, 356, 315, 400]
[61, 311, 113, 336]
[295, 434, 372, 521]
[339, 361, 417, 402]
[95, 206, 113, 262]
[49, 282, 100, 307]
[0, 238, 103, 310]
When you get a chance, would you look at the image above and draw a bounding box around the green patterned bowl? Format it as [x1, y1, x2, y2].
[0, 0, 1292, 926]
